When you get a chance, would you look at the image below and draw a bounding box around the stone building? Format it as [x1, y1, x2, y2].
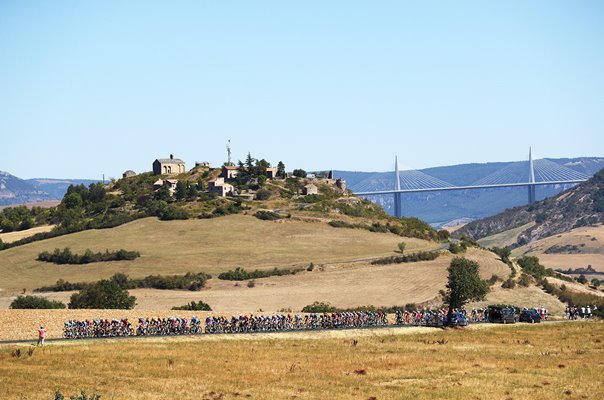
[209, 179, 234, 197]
[303, 183, 318, 195]
[265, 167, 278, 179]
[336, 178, 347, 192]
[153, 179, 178, 194]
[221, 165, 240, 179]
[122, 170, 136, 179]
[153, 155, 186, 175]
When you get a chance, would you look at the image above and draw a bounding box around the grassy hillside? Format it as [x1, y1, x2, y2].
[457, 167, 604, 245]
[0, 214, 436, 295]
[1, 322, 601, 399]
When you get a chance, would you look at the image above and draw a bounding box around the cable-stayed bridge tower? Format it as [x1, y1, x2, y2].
[394, 156, 402, 217]
[528, 147, 536, 203]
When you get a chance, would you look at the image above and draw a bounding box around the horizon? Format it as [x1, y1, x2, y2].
[3, 153, 603, 181]
[2, 2, 603, 179]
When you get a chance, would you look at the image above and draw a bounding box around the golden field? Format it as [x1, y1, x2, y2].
[0, 215, 435, 294]
[0, 321, 602, 400]
[1, 247, 511, 313]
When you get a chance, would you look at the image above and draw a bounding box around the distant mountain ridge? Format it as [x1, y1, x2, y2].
[0, 171, 98, 206]
[335, 157, 604, 227]
[456, 167, 604, 245]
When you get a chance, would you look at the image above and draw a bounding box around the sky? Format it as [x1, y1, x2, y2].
[1, 1, 603, 179]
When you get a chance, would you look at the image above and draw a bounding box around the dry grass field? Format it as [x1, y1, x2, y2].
[0, 225, 55, 243]
[0, 215, 435, 296]
[0, 321, 601, 400]
[477, 222, 536, 249]
[0, 247, 510, 313]
[512, 225, 604, 272]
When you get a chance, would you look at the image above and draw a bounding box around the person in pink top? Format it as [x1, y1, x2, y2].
[37, 326, 47, 346]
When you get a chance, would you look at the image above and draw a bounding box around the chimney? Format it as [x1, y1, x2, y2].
[170, 154, 174, 160]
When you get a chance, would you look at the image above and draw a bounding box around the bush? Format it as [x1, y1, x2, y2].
[10, 295, 66, 309]
[307, 262, 315, 272]
[518, 273, 532, 287]
[218, 267, 301, 281]
[491, 246, 511, 263]
[254, 210, 282, 221]
[397, 242, 406, 253]
[37, 248, 140, 265]
[68, 280, 136, 309]
[171, 300, 212, 311]
[247, 280, 256, 288]
[448, 242, 467, 254]
[488, 274, 500, 285]
[577, 274, 588, 284]
[35, 279, 90, 292]
[255, 189, 272, 200]
[371, 251, 439, 265]
[517, 256, 549, 279]
[501, 278, 516, 289]
[301, 301, 336, 313]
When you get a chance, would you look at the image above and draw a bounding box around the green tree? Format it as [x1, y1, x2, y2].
[244, 152, 255, 171]
[175, 181, 187, 201]
[186, 183, 198, 200]
[577, 274, 588, 284]
[68, 279, 136, 309]
[277, 161, 286, 178]
[441, 257, 489, 325]
[197, 178, 206, 192]
[154, 183, 172, 202]
[62, 192, 83, 209]
[590, 278, 601, 288]
[492, 246, 511, 264]
[397, 242, 406, 253]
[293, 169, 307, 178]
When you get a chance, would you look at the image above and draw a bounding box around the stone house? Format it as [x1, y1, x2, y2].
[153, 179, 178, 194]
[221, 165, 239, 179]
[153, 154, 186, 175]
[122, 170, 136, 178]
[209, 181, 234, 197]
[265, 167, 278, 179]
[303, 183, 318, 195]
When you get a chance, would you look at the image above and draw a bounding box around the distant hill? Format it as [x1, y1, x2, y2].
[456, 167, 604, 246]
[336, 157, 604, 227]
[0, 171, 98, 206]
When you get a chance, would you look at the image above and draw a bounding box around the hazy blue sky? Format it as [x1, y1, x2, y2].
[1, 1, 603, 179]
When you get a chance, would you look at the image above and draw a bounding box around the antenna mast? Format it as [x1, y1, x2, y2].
[226, 139, 232, 165]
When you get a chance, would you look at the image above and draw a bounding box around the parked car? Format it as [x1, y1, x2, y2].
[444, 312, 469, 327]
[488, 306, 516, 324]
[519, 309, 542, 323]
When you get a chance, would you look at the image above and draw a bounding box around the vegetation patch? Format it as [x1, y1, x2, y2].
[254, 210, 283, 221]
[171, 300, 212, 311]
[37, 248, 140, 265]
[35, 272, 212, 293]
[68, 279, 136, 309]
[371, 251, 439, 265]
[9, 295, 66, 309]
[218, 266, 303, 281]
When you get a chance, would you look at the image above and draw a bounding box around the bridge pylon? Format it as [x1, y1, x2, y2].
[528, 147, 536, 204]
[394, 156, 402, 217]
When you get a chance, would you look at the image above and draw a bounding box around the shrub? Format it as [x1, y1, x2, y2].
[255, 189, 272, 200]
[488, 274, 500, 285]
[301, 301, 336, 313]
[10, 295, 66, 309]
[517, 256, 549, 279]
[491, 246, 511, 263]
[254, 210, 282, 221]
[68, 280, 136, 309]
[159, 205, 189, 220]
[307, 262, 315, 272]
[591, 279, 601, 288]
[218, 267, 301, 281]
[577, 274, 588, 284]
[37, 248, 140, 265]
[397, 242, 407, 253]
[501, 278, 516, 289]
[35, 279, 91, 292]
[518, 273, 532, 287]
[371, 251, 439, 265]
[247, 280, 256, 288]
[171, 300, 212, 311]
[448, 242, 467, 254]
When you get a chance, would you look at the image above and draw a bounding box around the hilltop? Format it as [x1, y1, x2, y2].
[457, 167, 604, 246]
